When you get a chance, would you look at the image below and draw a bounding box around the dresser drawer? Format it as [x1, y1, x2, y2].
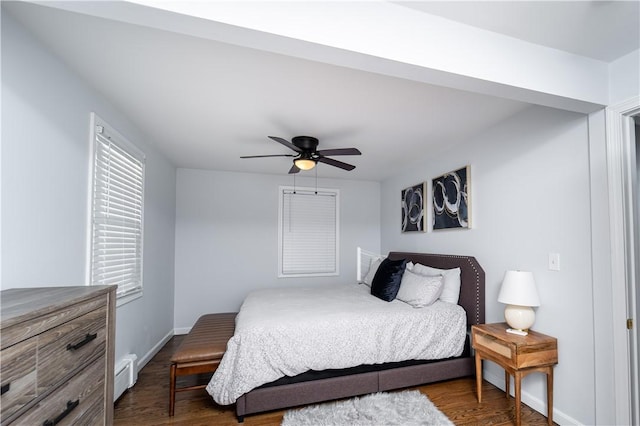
[1, 293, 108, 350]
[0, 339, 37, 421]
[37, 306, 107, 394]
[12, 357, 105, 426]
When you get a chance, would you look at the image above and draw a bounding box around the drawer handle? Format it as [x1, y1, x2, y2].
[66, 333, 97, 351]
[42, 399, 79, 426]
[1, 382, 10, 395]
[481, 333, 497, 342]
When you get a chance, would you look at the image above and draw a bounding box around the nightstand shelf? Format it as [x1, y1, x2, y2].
[472, 322, 558, 426]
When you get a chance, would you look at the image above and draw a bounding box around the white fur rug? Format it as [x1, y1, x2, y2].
[281, 390, 454, 426]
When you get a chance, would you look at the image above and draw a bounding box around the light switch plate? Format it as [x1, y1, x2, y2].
[549, 253, 560, 271]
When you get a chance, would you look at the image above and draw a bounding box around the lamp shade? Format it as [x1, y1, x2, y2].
[497, 271, 540, 307]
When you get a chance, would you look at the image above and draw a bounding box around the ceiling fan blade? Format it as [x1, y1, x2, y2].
[316, 148, 361, 156]
[240, 154, 296, 158]
[268, 136, 303, 153]
[317, 156, 356, 171]
[288, 164, 301, 174]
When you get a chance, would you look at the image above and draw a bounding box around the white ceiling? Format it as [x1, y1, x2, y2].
[5, 1, 639, 181]
[395, 1, 640, 62]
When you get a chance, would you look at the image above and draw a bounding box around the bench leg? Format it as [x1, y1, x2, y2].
[169, 363, 176, 416]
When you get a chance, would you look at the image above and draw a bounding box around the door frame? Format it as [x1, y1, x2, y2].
[606, 95, 640, 425]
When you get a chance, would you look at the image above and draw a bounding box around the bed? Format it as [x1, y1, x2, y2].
[207, 251, 485, 422]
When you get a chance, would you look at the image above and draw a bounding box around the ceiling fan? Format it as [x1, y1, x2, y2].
[241, 136, 361, 174]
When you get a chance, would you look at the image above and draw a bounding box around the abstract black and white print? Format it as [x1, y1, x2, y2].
[432, 166, 470, 230]
[401, 183, 426, 232]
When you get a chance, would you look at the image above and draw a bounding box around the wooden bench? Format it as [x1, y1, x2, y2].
[169, 312, 236, 416]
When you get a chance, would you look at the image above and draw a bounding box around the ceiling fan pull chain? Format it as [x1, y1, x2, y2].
[315, 166, 318, 195]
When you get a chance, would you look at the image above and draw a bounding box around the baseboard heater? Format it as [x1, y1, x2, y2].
[114, 354, 138, 401]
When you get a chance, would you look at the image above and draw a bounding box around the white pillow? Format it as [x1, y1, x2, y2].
[407, 262, 462, 304]
[363, 257, 385, 287]
[396, 270, 444, 308]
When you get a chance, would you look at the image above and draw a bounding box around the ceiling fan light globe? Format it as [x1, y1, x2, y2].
[294, 158, 316, 170]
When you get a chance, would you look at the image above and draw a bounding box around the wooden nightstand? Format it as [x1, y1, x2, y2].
[472, 323, 558, 426]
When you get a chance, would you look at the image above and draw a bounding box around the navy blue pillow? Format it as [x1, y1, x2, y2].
[370, 258, 407, 302]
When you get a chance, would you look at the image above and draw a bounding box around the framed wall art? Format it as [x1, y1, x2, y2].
[432, 166, 470, 230]
[401, 182, 426, 232]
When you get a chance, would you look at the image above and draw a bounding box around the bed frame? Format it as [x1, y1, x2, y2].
[234, 252, 485, 422]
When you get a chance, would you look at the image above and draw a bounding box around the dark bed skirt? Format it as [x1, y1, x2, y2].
[235, 355, 475, 420]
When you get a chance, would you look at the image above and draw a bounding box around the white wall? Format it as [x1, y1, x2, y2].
[1, 10, 176, 367]
[380, 105, 594, 425]
[174, 169, 380, 329]
[587, 109, 616, 425]
[609, 49, 640, 105]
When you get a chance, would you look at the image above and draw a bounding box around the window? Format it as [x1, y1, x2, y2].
[89, 114, 145, 302]
[278, 186, 339, 277]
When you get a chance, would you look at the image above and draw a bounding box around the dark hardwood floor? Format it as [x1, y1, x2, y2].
[114, 335, 554, 425]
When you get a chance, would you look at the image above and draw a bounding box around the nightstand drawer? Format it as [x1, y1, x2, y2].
[0, 339, 37, 421]
[474, 333, 514, 360]
[37, 306, 107, 394]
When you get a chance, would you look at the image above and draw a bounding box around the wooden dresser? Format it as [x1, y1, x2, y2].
[0, 286, 116, 425]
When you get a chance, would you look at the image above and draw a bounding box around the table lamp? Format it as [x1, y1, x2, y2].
[497, 270, 540, 336]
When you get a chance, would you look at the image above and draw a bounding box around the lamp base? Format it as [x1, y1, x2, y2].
[506, 328, 529, 336]
[504, 304, 536, 334]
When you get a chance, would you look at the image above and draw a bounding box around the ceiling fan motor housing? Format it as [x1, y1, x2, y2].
[292, 136, 319, 151]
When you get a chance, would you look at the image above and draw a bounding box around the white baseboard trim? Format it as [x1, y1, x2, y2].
[174, 327, 192, 335]
[484, 370, 580, 426]
[137, 330, 174, 371]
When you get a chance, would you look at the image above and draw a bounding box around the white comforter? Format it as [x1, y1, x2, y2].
[206, 283, 466, 405]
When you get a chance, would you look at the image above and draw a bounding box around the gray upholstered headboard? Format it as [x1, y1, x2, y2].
[387, 252, 485, 326]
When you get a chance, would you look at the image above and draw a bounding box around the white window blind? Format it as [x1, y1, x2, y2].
[90, 122, 145, 299]
[279, 187, 339, 277]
